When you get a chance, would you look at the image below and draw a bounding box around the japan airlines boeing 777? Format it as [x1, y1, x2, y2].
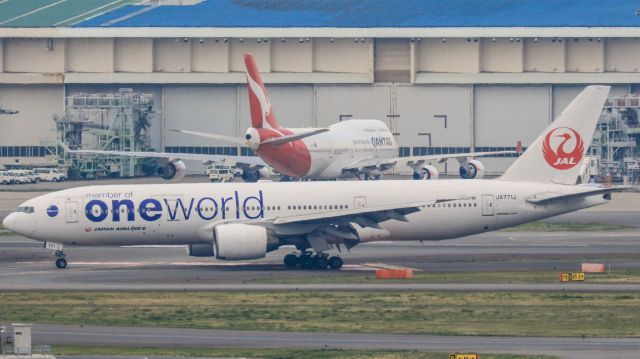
[4, 86, 628, 269]
[66, 54, 515, 182]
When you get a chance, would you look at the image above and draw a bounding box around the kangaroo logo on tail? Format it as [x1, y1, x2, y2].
[542, 127, 584, 170]
[245, 54, 280, 130]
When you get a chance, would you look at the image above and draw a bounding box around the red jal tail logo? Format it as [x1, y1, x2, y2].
[542, 127, 584, 170]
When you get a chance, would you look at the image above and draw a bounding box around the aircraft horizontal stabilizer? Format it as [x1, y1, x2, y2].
[525, 186, 633, 205]
[168, 129, 245, 145]
[260, 128, 329, 146]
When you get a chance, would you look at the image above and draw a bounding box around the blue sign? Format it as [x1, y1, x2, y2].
[46, 205, 59, 218]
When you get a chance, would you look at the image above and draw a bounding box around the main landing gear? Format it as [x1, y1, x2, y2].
[283, 251, 343, 270]
[55, 250, 67, 269]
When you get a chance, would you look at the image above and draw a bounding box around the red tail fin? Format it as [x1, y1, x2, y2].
[245, 54, 280, 129]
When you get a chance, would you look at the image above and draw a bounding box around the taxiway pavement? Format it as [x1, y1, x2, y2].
[1, 228, 640, 290]
[31, 323, 640, 359]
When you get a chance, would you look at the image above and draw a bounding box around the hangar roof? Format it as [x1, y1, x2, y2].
[0, 0, 138, 28]
[76, 0, 640, 28]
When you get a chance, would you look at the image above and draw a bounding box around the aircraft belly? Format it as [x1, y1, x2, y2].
[35, 220, 203, 246]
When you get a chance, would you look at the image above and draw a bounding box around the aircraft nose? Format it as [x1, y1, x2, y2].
[2, 213, 15, 232]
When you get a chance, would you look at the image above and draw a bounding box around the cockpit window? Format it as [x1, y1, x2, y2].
[16, 206, 34, 214]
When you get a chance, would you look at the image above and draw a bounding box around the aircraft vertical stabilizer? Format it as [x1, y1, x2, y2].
[500, 85, 610, 185]
[245, 54, 281, 130]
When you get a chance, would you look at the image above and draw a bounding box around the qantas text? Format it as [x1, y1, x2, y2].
[83, 190, 264, 223]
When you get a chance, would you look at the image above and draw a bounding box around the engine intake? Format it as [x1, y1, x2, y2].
[413, 165, 439, 180]
[241, 167, 271, 182]
[157, 159, 187, 181]
[459, 159, 485, 179]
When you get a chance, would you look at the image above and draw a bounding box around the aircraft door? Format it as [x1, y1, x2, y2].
[354, 196, 367, 208]
[65, 201, 79, 223]
[481, 195, 494, 216]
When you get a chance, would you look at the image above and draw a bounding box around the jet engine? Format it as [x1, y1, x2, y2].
[214, 223, 279, 260]
[459, 159, 485, 179]
[241, 167, 271, 182]
[413, 165, 439, 180]
[156, 159, 187, 181]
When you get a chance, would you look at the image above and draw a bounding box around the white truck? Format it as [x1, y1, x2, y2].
[9, 170, 31, 184]
[0, 171, 14, 185]
[34, 168, 66, 182]
[205, 163, 240, 182]
[578, 155, 600, 184]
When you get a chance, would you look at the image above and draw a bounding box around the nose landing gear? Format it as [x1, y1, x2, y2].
[54, 250, 67, 269]
[283, 251, 343, 270]
[45, 242, 67, 269]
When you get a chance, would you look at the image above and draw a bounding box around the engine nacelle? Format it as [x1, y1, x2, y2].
[214, 223, 278, 260]
[186, 244, 214, 257]
[157, 159, 187, 181]
[459, 159, 485, 179]
[241, 167, 271, 182]
[412, 165, 439, 180]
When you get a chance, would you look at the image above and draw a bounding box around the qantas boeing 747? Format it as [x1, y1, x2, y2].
[66, 54, 515, 182]
[4, 86, 629, 269]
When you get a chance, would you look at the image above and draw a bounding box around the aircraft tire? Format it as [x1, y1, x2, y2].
[328, 256, 343, 270]
[314, 256, 329, 269]
[55, 258, 67, 269]
[284, 253, 299, 267]
[299, 255, 314, 269]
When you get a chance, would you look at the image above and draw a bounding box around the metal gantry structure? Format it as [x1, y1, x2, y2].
[592, 95, 640, 184]
[55, 89, 154, 179]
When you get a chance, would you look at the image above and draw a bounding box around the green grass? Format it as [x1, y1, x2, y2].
[253, 269, 640, 285]
[52, 346, 555, 359]
[502, 222, 632, 232]
[1, 291, 639, 338]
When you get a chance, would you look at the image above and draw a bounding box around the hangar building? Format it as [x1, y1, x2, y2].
[1, 0, 640, 175]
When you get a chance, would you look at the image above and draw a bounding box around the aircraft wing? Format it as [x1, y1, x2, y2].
[209, 198, 455, 251]
[343, 150, 517, 173]
[62, 147, 267, 168]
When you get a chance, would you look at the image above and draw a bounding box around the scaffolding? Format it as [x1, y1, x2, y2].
[56, 89, 154, 179]
[592, 95, 640, 185]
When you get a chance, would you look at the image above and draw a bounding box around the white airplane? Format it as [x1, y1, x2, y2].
[66, 54, 515, 182]
[3, 86, 628, 270]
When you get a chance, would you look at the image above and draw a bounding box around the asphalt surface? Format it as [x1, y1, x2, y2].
[1, 228, 640, 291]
[29, 324, 640, 359]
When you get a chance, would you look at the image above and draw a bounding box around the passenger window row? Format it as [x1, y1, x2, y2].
[423, 202, 478, 209]
[287, 204, 348, 210]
